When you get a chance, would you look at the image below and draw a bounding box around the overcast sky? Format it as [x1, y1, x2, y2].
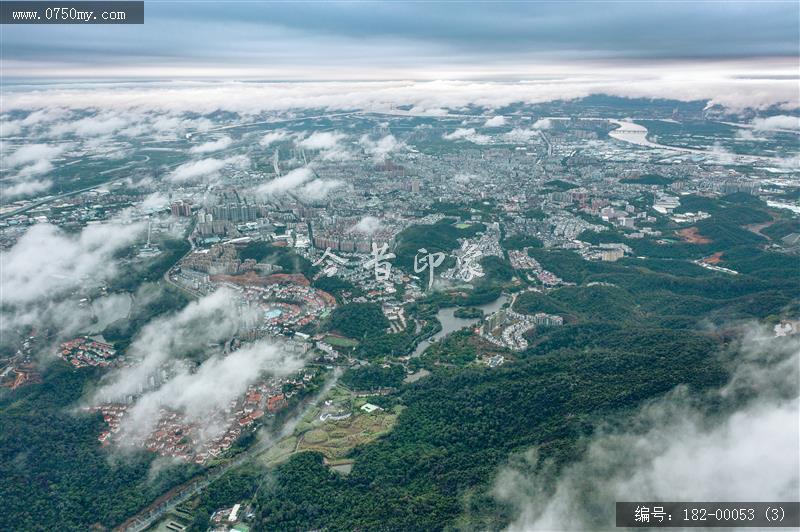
[1, 1, 798, 79]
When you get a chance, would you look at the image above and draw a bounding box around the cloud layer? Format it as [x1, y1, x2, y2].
[2, 74, 798, 120]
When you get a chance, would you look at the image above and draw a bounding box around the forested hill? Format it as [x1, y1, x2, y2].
[255, 327, 727, 530]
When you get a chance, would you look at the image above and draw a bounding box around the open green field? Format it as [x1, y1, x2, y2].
[288, 386, 398, 459]
[296, 410, 398, 459]
[323, 335, 359, 347]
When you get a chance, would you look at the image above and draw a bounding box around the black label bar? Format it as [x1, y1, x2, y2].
[1, 1, 144, 24]
[616, 502, 800, 527]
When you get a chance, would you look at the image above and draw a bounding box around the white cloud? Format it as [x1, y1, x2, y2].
[296, 131, 353, 161]
[50, 113, 128, 137]
[297, 178, 344, 201]
[0, 221, 144, 349]
[443, 127, 492, 144]
[0, 222, 143, 306]
[93, 288, 257, 404]
[734, 129, 767, 142]
[484, 115, 506, 127]
[350, 215, 383, 234]
[500, 119, 551, 142]
[751, 115, 800, 131]
[532, 118, 552, 130]
[140, 191, 170, 212]
[167, 154, 249, 183]
[298, 131, 346, 151]
[1, 108, 71, 138]
[90, 288, 299, 447]
[2, 292, 131, 350]
[0, 74, 796, 153]
[259, 130, 289, 147]
[19, 158, 57, 177]
[411, 107, 450, 116]
[255, 166, 313, 195]
[358, 134, 407, 160]
[0, 75, 797, 118]
[22, 108, 71, 127]
[4, 143, 65, 168]
[147, 114, 213, 135]
[1, 178, 53, 199]
[735, 129, 756, 140]
[189, 135, 232, 154]
[115, 338, 306, 446]
[253, 166, 343, 200]
[708, 142, 736, 165]
[1, 120, 23, 137]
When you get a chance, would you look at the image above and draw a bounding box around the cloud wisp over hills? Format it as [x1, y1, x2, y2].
[495, 326, 800, 530]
